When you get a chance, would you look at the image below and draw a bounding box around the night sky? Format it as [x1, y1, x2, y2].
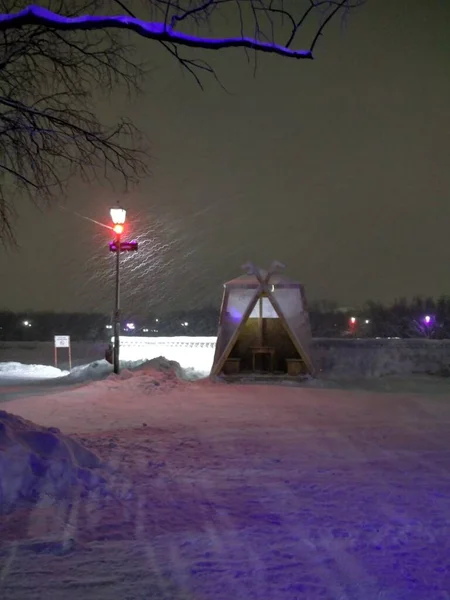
[1, 0, 449, 316]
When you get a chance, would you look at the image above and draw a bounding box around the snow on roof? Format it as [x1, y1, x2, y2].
[225, 269, 302, 287]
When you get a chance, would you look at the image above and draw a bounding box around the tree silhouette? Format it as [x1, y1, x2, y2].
[0, 1, 364, 242]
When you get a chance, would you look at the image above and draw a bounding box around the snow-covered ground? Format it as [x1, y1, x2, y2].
[0, 356, 205, 389]
[0, 341, 106, 371]
[1, 356, 450, 599]
[0, 362, 69, 382]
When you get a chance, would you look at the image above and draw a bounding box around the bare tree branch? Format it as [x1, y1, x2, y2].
[0, 0, 148, 244]
[0, 2, 364, 60]
[0, 0, 365, 244]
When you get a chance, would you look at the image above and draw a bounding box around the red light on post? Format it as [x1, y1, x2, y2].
[109, 205, 127, 376]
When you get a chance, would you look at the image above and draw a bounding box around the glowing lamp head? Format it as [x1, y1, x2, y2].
[424, 315, 432, 325]
[350, 316, 357, 325]
[110, 206, 126, 225]
[113, 224, 124, 235]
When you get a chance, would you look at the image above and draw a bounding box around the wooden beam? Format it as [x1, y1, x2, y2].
[252, 268, 315, 375]
[211, 286, 229, 368]
[211, 286, 261, 376]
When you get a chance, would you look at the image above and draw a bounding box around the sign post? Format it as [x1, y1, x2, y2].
[54, 335, 72, 370]
[108, 235, 138, 375]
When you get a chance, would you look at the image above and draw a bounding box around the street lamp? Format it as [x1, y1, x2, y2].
[110, 206, 126, 374]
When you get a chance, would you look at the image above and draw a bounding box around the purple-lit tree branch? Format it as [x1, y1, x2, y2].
[0, 0, 364, 243]
[0, 2, 363, 59]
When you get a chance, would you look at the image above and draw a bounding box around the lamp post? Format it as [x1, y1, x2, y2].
[110, 206, 126, 374]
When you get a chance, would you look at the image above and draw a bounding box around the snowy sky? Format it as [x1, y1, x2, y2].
[1, 0, 449, 315]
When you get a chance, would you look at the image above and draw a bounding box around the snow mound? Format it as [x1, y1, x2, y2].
[103, 357, 204, 392]
[0, 410, 103, 515]
[65, 356, 206, 385]
[65, 359, 114, 382]
[130, 356, 194, 379]
[0, 361, 68, 380]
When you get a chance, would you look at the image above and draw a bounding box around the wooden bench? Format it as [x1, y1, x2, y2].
[286, 358, 304, 376]
[251, 346, 275, 372]
[223, 357, 241, 375]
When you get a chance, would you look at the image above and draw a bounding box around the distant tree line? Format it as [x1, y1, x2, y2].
[0, 307, 220, 342]
[309, 296, 450, 339]
[359, 296, 450, 339]
[2, 296, 450, 341]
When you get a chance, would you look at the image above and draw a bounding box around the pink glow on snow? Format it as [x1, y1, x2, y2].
[2, 367, 450, 598]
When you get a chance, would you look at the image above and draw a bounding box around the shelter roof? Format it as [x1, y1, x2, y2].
[225, 269, 301, 288]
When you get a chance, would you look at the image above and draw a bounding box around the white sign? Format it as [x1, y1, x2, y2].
[54, 335, 70, 348]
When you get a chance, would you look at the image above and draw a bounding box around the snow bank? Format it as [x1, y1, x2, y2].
[0, 341, 105, 369]
[0, 410, 103, 515]
[66, 356, 206, 383]
[0, 356, 206, 386]
[314, 338, 450, 378]
[63, 359, 119, 382]
[0, 362, 68, 381]
[127, 356, 205, 381]
[115, 336, 215, 373]
[4, 338, 450, 382]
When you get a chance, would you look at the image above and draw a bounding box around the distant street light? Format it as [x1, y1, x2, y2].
[22, 320, 31, 327]
[108, 206, 139, 373]
[110, 207, 126, 227]
[110, 206, 126, 375]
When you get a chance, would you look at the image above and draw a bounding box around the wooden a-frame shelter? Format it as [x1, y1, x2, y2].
[210, 262, 315, 377]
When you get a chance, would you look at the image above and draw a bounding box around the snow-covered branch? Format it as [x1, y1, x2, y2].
[0, 4, 316, 59]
